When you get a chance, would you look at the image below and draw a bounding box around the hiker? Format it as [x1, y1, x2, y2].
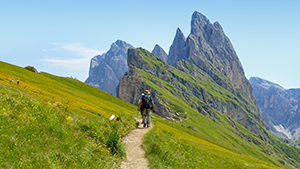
[17, 80, 19, 85]
[138, 93, 145, 124]
[11, 77, 14, 83]
[139, 90, 155, 128]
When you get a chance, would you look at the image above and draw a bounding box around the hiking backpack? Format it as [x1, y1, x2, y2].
[142, 95, 151, 109]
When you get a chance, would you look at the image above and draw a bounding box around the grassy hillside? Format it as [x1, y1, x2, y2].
[0, 61, 138, 168]
[1, 60, 300, 169]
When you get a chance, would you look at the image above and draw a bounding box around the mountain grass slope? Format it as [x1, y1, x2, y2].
[1, 60, 300, 169]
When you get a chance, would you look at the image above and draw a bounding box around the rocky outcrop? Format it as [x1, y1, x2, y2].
[168, 11, 259, 118]
[85, 40, 134, 96]
[250, 77, 300, 140]
[152, 44, 168, 62]
[25, 66, 38, 73]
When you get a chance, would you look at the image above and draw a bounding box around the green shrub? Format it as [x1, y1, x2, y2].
[106, 130, 126, 158]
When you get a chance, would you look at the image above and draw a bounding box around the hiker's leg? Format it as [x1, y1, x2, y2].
[140, 110, 144, 123]
[142, 109, 147, 127]
[143, 115, 147, 126]
[146, 109, 151, 127]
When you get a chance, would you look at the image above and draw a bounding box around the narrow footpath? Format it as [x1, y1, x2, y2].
[120, 118, 153, 169]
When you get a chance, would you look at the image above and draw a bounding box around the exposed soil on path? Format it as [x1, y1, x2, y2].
[120, 118, 153, 169]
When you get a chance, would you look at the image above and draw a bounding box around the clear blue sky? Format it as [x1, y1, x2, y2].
[1, 0, 299, 88]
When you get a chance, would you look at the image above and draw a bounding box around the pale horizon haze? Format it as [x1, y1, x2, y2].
[1, 0, 299, 89]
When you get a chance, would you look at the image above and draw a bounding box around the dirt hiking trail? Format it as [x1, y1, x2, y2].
[120, 118, 153, 169]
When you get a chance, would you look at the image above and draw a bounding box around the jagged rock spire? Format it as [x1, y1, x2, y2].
[152, 44, 168, 62]
[167, 27, 188, 66]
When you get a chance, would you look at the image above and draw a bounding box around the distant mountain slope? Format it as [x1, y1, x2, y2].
[250, 77, 300, 140]
[85, 40, 134, 96]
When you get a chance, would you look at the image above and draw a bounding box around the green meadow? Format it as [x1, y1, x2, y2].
[0, 61, 137, 168]
[1, 60, 300, 168]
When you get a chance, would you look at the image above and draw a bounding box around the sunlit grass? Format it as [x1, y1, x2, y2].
[0, 61, 137, 168]
[144, 121, 282, 169]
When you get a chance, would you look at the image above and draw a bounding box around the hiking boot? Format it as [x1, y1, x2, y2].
[147, 125, 150, 128]
[143, 123, 146, 128]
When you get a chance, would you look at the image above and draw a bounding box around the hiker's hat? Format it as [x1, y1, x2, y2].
[145, 90, 150, 95]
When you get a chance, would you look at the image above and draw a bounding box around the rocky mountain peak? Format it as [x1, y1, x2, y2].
[167, 11, 259, 118]
[167, 27, 188, 66]
[191, 11, 210, 36]
[85, 40, 134, 96]
[113, 39, 131, 51]
[152, 44, 168, 62]
[213, 21, 223, 32]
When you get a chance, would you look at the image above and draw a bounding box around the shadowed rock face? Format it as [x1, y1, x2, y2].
[85, 40, 134, 96]
[168, 11, 260, 118]
[250, 77, 300, 140]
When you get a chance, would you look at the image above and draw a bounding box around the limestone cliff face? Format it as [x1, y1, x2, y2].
[250, 77, 300, 140]
[117, 48, 267, 136]
[168, 11, 259, 117]
[85, 40, 134, 96]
